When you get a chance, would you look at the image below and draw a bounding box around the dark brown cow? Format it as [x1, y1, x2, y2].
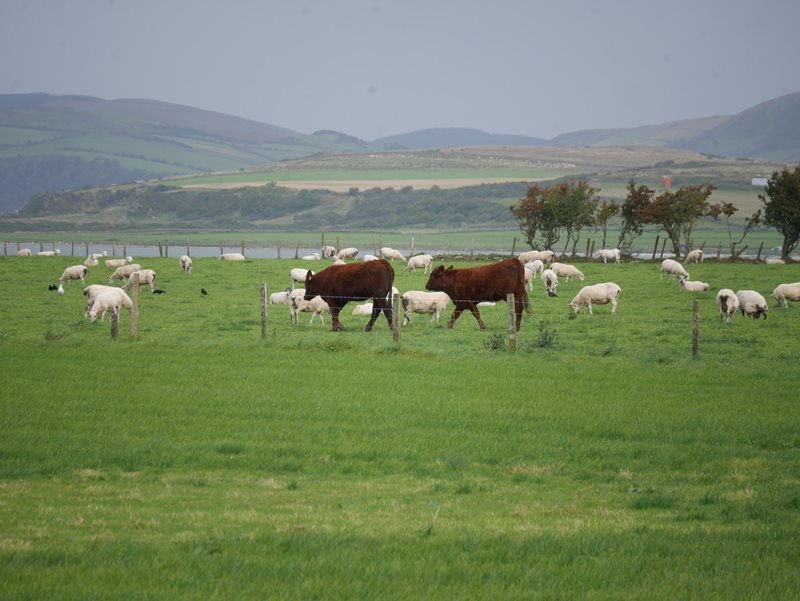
[425, 258, 530, 330]
[304, 259, 395, 331]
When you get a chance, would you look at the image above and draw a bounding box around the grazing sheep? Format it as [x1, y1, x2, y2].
[288, 288, 330, 325]
[380, 247, 406, 261]
[541, 269, 558, 297]
[352, 302, 374, 316]
[87, 289, 133, 322]
[736, 290, 768, 319]
[595, 248, 621, 263]
[550, 262, 585, 283]
[401, 291, 449, 325]
[660, 259, 689, 280]
[83, 284, 123, 317]
[321, 245, 337, 259]
[59, 265, 88, 285]
[105, 257, 133, 268]
[569, 282, 622, 316]
[37, 250, 60, 256]
[336, 247, 359, 260]
[679, 277, 710, 292]
[406, 254, 434, 274]
[301, 252, 321, 260]
[290, 268, 314, 289]
[362, 254, 380, 261]
[269, 288, 292, 305]
[685, 249, 704, 263]
[107, 263, 142, 284]
[524, 259, 544, 280]
[16, 248, 32, 257]
[122, 269, 156, 293]
[716, 289, 740, 323]
[518, 249, 555, 264]
[219, 252, 245, 261]
[772, 282, 800, 308]
[83, 256, 99, 267]
[764, 257, 786, 265]
[524, 267, 535, 292]
[179, 255, 193, 273]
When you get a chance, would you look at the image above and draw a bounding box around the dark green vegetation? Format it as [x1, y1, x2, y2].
[1, 255, 799, 599]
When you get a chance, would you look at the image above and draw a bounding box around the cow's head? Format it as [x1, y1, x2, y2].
[425, 265, 452, 291]
[304, 271, 317, 300]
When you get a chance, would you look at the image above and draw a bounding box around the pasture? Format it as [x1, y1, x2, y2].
[1, 254, 799, 599]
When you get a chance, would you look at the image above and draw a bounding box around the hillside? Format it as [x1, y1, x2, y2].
[372, 128, 547, 150]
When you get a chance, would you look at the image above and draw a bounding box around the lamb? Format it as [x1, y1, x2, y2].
[107, 264, 142, 284]
[219, 252, 245, 261]
[541, 269, 558, 297]
[269, 288, 292, 305]
[336, 247, 359, 260]
[679, 277, 710, 292]
[179, 255, 193, 273]
[518, 249, 555, 264]
[301, 252, 321, 260]
[105, 257, 132, 268]
[288, 288, 330, 325]
[331, 257, 347, 265]
[87, 289, 133, 323]
[122, 269, 156, 293]
[595, 248, 621, 263]
[59, 265, 88, 284]
[321, 245, 337, 259]
[569, 282, 622, 316]
[290, 268, 314, 288]
[716, 289, 740, 323]
[401, 291, 450, 325]
[764, 257, 786, 265]
[772, 282, 800, 308]
[16, 248, 32, 256]
[406, 254, 433, 273]
[660, 259, 689, 280]
[83, 256, 99, 267]
[352, 302, 374, 316]
[380, 247, 406, 261]
[735, 290, 768, 319]
[685, 249, 704, 263]
[83, 284, 126, 318]
[549, 262, 585, 283]
[524, 267, 535, 292]
[362, 254, 379, 261]
[37, 250, 60, 256]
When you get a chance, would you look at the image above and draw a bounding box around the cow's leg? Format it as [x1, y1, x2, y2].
[367, 297, 392, 331]
[447, 303, 466, 329]
[466, 302, 486, 330]
[515, 299, 524, 331]
[329, 304, 343, 331]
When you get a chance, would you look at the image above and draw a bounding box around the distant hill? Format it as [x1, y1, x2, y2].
[680, 91, 800, 162]
[372, 128, 547, 150]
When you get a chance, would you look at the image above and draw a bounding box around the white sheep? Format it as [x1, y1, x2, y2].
[352, 302, 374, 316]
[83, 284, 124, 318]
[105, 257, 132, 268]
[772, 282, 800, 308]
[37, 250, 60, 256]
[180, 255, 193, 273]
[59, 265, 88, 285]
[380, 247, 406, 261]
[336, 247, 359, 260]
[660, 259, 689, 280]
[107, 263, 142, 284]
[569, 282, 622, 316]
[524, 267, 535, 292]
[541, 269, 558, 296]
[301, 252, 321, 260]
[401, 291, 450, 325]
[406, 254, 434, 273]
[518, 249, 555, 264]
[524, 259, 544, 279]
[550, 262, 585, 283]
[219, 252, 245, 261]
[679, 277, 710, 292]
[290, 268, 314, 289]
[715, 289, 740, 323]
[122, 269, 156, 292]
[764, 257, 786, 265]
[321, 245, 337, 258]
[595, 248, 621, 263]
[362, 254, 380, 261]
[735, 290, 768, 319]
[269, 288, 292, 305]
[288, 288, 330, 325]
[87, 289, 133, 323]
[685, 249, 704, 263]
[83, 256, 99, 267]
[331, 257, 347, 265]
[16, 248, 32, 257]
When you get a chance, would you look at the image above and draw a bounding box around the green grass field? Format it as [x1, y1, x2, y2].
[1, 255, 799, 599]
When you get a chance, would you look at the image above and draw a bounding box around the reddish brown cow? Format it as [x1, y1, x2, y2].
[304, 259, 395, 331]
[425, 258, 530, 330]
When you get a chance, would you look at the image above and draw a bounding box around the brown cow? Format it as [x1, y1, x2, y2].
[425, 258, 530, 330]
[304, 259, 395, 331]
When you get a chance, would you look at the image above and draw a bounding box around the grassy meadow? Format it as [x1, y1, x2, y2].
[1, 254, 799, 599]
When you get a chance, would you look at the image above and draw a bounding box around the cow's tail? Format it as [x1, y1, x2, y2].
[521, 288, 531, 314]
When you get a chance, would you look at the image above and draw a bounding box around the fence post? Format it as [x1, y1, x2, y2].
[110, 308, 119, 339]
[590, 239, 596, 258]
[165, 240, 169, 258]
[276, 240, 281, 260]
[157, 241, 163, 258]
[112, 241, 117, 256]
[39, 241, 44, 251]
[337, 236, 341, 252]
[123, 242, 127, 258]
[652, 235, 660, 260]
[219, 241, 224, 256]
[71, 241, 75, 256]
[659, 238, 667, 259]
[410, 236, 415, 257]
[391, 292, 401, 342]
[85, 242, 89, 257]
[241, 241, 245, 257]
[507, 293, 517, 353]
[186, 240, 190, 257]
[294, 242, 300, 259]
[585, 239, 591, 258]
[692, 299, 700, 359]
[510, 236, 517, 257]
[716, 242, 722, 260]
[130, 272, 140, 338]
[3, 242, 6, 256]
[756, 241, 764, 262]
[261, 283, 268, 339]
[470, 239, 475, 258]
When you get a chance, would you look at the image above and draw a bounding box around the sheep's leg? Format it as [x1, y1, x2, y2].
[610, 299, 617, 316]
[587, 301, 593, 315]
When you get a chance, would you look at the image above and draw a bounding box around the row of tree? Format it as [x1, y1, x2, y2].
[510, 165, 800, 259]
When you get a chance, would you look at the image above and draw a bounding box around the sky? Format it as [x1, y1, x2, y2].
[1, 0, 799, 141]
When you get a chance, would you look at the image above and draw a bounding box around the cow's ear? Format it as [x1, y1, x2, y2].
[307, 273, 313, 281]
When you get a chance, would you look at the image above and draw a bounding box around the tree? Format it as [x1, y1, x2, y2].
[595, 200, 620, 250]
[552, 181, 600, 256]
[759, 165, 800, 259]
[638, 184, 716, 256]
[510, 184, 560, 250]
[616, 179, 653, 251]
[707, 201, 761, 258]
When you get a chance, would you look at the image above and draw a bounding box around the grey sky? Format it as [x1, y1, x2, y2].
[1, 0, 798, 141]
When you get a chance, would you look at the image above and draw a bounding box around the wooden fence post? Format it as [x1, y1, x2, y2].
[410, 236, 415, 257]
[756, 241, 764, 262]
[692, 299, 700, 359]
[585, 239, 591, 258]
[84, 242, 89, 257]
[219, 241, 224, 256]
[470, 239, 475, 258]
[510, 236, 517, 257]
[130, 272, 140, 338]
[186, 240, 190, 257]
[659, 238, 667, 259]
[294, 242, 300, 259]
[123, 242, 127, 257]
[112, 241, 117, 256]
[157, 241, 163, 258]
[336, 236, 341, 252]
[39, 241, 44, 251]
[716, 242, 722, 260]
[392, 291, 401, 343]
[652, 235, 660, 260]
[110, 308, 119, 339]
[241, 241, 245, 257]
[276, 240, 281, 260]
[261, 283, 268, 339]
[506, 293, 517, 353]
[164, 240, 169, 258]
[590, 239, 596, 258]
[3, 242, 6, 256]
[70, 241, 75, 256]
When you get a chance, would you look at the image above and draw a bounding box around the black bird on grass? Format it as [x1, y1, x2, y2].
[48, 284, 58, 291]
[200, 288, 208, 296]
[152, 289, 166, 295]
